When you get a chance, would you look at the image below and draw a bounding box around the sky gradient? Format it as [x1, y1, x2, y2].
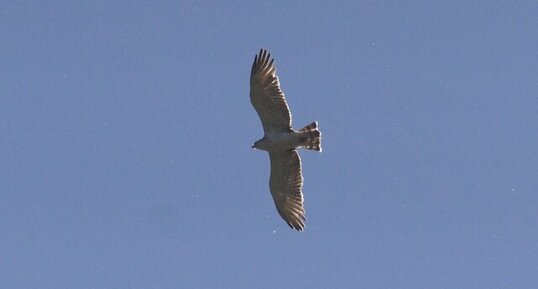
[1, 1, 537, 288]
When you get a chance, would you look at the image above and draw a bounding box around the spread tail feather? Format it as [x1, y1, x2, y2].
[299, 121, 322, 152]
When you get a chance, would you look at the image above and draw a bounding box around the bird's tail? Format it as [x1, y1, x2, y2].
[298, 121, 322, 152]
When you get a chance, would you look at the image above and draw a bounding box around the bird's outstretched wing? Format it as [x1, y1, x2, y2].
[250, 49, 292, 134]
[269, 150, 306, 231]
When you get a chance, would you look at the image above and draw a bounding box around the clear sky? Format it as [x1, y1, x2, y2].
[1, 1, 537, 288]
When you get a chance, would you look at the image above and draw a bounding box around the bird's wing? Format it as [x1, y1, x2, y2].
[269, 150, 306, 231]
[250, 49, 292, 134]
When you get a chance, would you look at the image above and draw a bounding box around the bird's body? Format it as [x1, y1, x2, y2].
[249, 49, 322, 231]
[253, 131, 302, 152]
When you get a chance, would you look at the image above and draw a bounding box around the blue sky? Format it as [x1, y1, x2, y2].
[1, 1, 537, 288]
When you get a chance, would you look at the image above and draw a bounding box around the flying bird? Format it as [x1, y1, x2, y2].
[250, 49, 322, 231]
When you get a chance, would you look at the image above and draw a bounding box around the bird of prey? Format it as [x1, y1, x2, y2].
[250, 49, 322, 231]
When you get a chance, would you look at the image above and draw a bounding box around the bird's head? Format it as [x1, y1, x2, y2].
[251, 138, 267, 150]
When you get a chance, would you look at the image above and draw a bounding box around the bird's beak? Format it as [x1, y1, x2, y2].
[251, 145, 255, 149]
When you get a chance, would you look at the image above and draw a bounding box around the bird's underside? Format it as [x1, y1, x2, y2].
[250, 49, 322, 231]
